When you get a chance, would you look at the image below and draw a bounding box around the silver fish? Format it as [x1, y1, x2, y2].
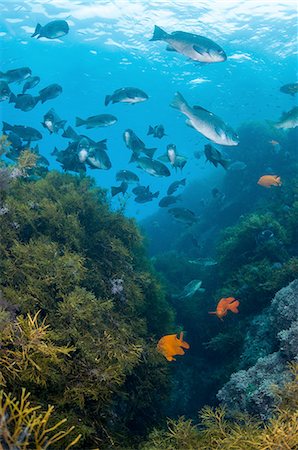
[275, 107, 298, 129]
[105, 87, 148, 106]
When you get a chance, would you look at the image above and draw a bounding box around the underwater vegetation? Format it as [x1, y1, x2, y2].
[140, 362, 298, 450]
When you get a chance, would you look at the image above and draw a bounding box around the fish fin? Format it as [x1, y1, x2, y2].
[58, 120, 67, 128]
[170, 92, 188, 111]
[158, 154, 169, 162]
[175, 347, 185, 355]
[152, 191, 159, 198]
[193, 44, 206, 55]
[96, 138, 108, 149]
[31, 23, 42, 38]
[219, 159, 230, 170]
[111, 185, 122, 197]
[149, 25, 168, 41]
[143, 147, 156, 159]
[51, 147, 59, 156]
[166, 45, 178, 52]
[2, 122, 12, 131]
[105, 95, 111, 106]
[147, 125, 154, 135]
[181, 178, 186, 186]
[75, 117, 85, 127]
[185, 118, 195, 128]
[193, 105, 210, 113]
[129, 152, 139, 163]
[62, 126, 78, 140]
[9, 93, 17, 103]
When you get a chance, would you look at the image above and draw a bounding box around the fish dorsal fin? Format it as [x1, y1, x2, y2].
[193, 105, 212, 113]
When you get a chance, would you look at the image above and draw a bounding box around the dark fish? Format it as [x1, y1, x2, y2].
[111, 181, 128, 197]
[116, 170, 139, 183]
[38, 84, 62, 104]
[75, 114, 117, 129]
[77, 137, 107, 163]
[280, 83, 298, 96]
[204, 144, 230, 170]
[0, 67, 31, 84]
[62, 125, 79, 140]
[123, 129, 156, 161]
[158, 144, 187, 170]
[150, 25, 226, 63]
[31, 20, 69, 39]
[167, 178, 186, 195]
[135, 188, 159, 203]
[105, 87, 148, 106]
[147, 124, 166, 139]
[136, 156, 171, 177]
[2, 122, 42, 141]
[22, 76, 40, 94]
[132, 185, 150, 196]
[9, 93, 40, 111]
[0, 81, 12, 101]
[42, 108, 67, 134]
[170, 92, 239, 146]
[168, 207, 198, 224]
[159, 195, 180, 207]
[275, 107, 298, 129]
[86, 147, 111, 170]
[52, 144, 86, 173]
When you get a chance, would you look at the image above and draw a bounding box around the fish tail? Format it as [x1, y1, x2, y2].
[181, 178, 186, 186]
[208, 311, 217, 315]
[51, 147, 59, 156]
[152, 191, 159, 198]
[149, 25, 168, 41]
[75, 117, 85, 127]
[170, 91, 188, 112]
[147, 125, 154, 135]
[143, 147, 157, 159]
[105, 95, 111, 106]
[2, 122, 12, 132]
[96, 138, 108, 149]
[220, 159, 230, 170]
[9, 93, 17, 104]
[111, 185, 123, 197]
[129, 152, 139, 163]
[31, 23, 42, 38]
[229, 300, 240, 314]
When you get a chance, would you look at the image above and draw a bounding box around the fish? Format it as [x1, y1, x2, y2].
[209, 297, 239, 320]
[9, 93, 40, 112]
[204, 144, 230, 170]
[132, 185, 150, 196]
[256, 229, 274, 244]
[178, 280, 205, 299]
[147, 124, 166, 139]
[52, 144, 86, 173]
[62, 125, 79, 140]
[22, 76, 40, 94]
[136, 157, 171, 177]
[168, 207, 198, 224]
[41, 108, 67, 134]
[170, 92, 239, 146]
[116, 170, 139, 183]
[188, 258, 218, 267]
[111, 181, 128, 197]
[105, 87, 148, 106]
[75, 114, 117, 129]
[257, 175, 282, 188]
[0, 67, 32, 84]
[280, 83, 298, 96]
[275, 107, 298, 129]
[157, 332, 190, 362]
[193, 150, 202, 160]
[150, 25, 227, 63]
[134, 187, 159, 203]
[86, 147, 112, 170]
[123, 129, 156, 161]
[31, 20, 69, 39]
[227, 161, 247, 171]
[0, 81, 12, 102]
[158, 144, 187, 171]
[38, 84, 62, 104]
[2, 122, 42, 142]
[159, 195, 180, 207]
[167, 178, 186, 195]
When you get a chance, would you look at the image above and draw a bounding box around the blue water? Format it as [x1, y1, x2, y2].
[0, 0, 297, 223]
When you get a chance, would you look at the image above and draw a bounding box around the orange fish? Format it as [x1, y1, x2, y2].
[157, 332, 190, 361]
[269, 140, 280, 146]
[257, 175, 282, 188]
[209, 297, 239, 320]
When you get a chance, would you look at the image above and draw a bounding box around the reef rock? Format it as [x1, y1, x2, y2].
[217, 279, 298, 419]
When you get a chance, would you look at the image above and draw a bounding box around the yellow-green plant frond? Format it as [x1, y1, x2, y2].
[0, 388, 81, 449]
[0, 134, 11, 156]
[17, 149, 38, 172]
[0, 311, 74, 386]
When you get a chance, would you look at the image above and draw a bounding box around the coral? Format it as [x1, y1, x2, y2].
[0, 388, 80, 449]
[217, 279, 298, 419]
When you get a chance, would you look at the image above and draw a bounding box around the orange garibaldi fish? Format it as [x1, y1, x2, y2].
[157, 332, 190, 361]
[257, 175, 282, 188]
[209, 297, 240, 320]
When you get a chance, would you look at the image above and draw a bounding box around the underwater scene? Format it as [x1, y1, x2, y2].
[0, 0, 298, 448]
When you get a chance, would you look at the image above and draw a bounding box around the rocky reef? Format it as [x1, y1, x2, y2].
[217, 279, 298, 420]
